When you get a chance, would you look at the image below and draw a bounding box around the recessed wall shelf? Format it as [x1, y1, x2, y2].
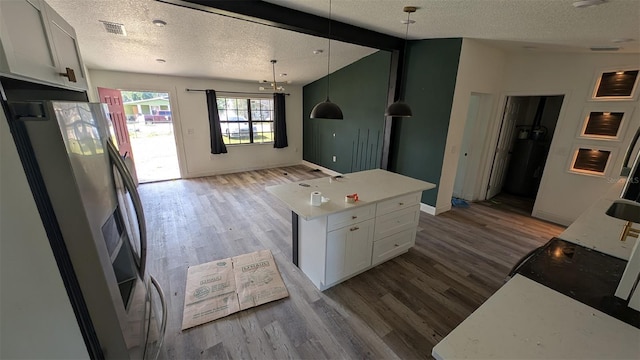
[577, 105, 634, 141]
[583, 112, 623, 137]
[569, 147, 614, 176]
[591, 69, 639, 100]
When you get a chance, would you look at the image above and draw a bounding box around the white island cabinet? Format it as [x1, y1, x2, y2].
[0, 0, 87, 90]
[266, 169, 435, 290]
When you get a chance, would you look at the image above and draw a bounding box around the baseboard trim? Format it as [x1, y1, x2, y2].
[420, 202, 453, 215]
[300, 160, 342, 177]
[184, 161, 301, 179]
[532, 209, 572, 227]
[420, 203, 436, 215]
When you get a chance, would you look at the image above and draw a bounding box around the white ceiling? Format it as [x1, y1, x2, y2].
[46, 0, 640, 86]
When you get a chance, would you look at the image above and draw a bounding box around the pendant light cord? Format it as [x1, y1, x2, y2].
[272, 60, 277, 92]
[326, 0, 333, 100]
[399, 9, 412, 101]
[404, 10, 411, 41]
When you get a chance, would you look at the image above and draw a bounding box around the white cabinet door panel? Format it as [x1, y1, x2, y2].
[0, 0, 59, 84]
[347, 218, 375, 275]
[45, 2, 87, 90]
[325, 218, 374, 285]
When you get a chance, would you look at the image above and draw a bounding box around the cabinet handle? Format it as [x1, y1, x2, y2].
[59, 67, 77, 82]
[398, 202, 404, 206]
[351, 215, 358, 219]
[394, 244, 400, 247]
[350, 226, 359, 231]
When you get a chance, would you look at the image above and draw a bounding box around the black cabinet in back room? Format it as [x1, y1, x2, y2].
[503, 139, 549, 198]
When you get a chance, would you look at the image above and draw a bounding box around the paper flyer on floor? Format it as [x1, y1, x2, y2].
[181, 249, 288, 330]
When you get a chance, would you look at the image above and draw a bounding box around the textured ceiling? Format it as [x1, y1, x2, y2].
[46, 0, 640, 86]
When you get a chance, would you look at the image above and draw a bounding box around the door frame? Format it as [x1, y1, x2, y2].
[479, 89, 571, 207]
[115, 86, 186, 180]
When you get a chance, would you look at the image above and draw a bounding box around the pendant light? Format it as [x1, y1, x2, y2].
[259, 59, 286, 92]
[310, 0, 343, 120]
[385, 6, 417, 118]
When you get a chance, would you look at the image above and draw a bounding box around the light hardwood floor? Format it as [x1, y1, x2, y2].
[139, 165, 565, 359]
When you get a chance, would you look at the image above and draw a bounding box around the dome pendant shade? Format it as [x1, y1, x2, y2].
[385, 101, 412, 117]
[311, 98, 344, 119]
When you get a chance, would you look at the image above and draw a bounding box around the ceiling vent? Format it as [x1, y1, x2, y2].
[590, 46, 620, 51]
[573, 0, 607, 8]
[99, 20, 127, 36]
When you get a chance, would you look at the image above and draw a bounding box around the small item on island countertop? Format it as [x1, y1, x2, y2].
[310, 191, 322, 206]
[345, 193, 358, 203]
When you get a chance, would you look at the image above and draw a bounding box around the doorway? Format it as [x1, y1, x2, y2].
[98, 87, 181, 184]
[121, 90, 180, 183]
[485, 95, 564, 214]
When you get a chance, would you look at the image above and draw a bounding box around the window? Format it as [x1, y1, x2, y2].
[216, 97, 274, 145]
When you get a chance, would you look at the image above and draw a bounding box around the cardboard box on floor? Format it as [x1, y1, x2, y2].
[181, 249, 289, 330]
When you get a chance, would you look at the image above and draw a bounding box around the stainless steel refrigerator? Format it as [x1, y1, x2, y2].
[2, 77, 166, 359]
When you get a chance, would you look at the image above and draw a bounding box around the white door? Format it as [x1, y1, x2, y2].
[486, 97, 520, 199]
[453, 95, 481, 199]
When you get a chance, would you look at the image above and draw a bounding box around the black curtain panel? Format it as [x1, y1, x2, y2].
[206, 90, 227, 154]
[273, 93, 288, 148]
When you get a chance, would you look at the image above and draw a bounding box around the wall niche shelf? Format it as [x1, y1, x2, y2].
[577, 106, 635, 142]
[568, 146, 615, 177]
[591, 69, 639, 101]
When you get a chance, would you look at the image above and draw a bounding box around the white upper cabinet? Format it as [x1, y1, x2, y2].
[0, 0, 59, 84]
[0, 0, 87, 90]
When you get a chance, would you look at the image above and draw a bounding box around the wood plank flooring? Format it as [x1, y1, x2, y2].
[139, 165, 565, 359]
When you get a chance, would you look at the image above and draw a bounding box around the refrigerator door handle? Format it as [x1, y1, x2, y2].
[147, 275, 167, 360]
[107, 138, 148, 277]
[621, 126, 640, 177]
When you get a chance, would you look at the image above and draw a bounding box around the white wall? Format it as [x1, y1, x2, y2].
[1, 113, 89, 359]
[501, 52, 640, 225]
[436, 39, 507, 213]
[88, 70, 303, 178]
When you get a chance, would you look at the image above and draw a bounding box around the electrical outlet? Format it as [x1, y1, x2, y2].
[332, 155, 337, 162]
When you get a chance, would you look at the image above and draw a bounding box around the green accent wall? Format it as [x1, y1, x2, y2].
[303, 51, 391, 173]
[390, 38, 462, 206]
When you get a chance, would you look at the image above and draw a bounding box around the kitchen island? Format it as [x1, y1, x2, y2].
[432, 181, 640, 359]
[266, 169, 435, 290]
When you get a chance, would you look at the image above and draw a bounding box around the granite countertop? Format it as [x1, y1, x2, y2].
[265, 169, 435, 220]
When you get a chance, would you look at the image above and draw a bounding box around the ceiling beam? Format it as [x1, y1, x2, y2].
[156, 0, 404, 51]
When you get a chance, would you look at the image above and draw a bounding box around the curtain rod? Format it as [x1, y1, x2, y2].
[185, 88, 290, 96]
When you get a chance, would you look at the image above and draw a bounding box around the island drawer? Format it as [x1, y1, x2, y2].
[374, 204, 420, 241]
[376, 192, 421, 216]
[372, 228, 415, 266]
[327, 204, 375, 232]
